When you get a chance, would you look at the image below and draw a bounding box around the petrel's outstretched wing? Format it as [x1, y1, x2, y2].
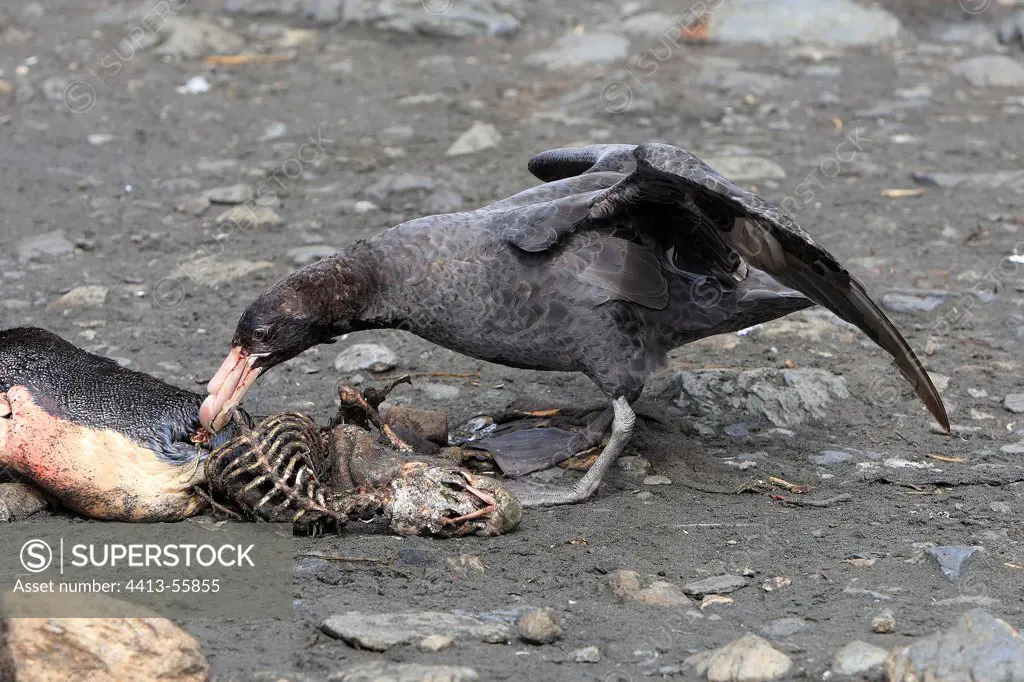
[524, 143, 950, 432]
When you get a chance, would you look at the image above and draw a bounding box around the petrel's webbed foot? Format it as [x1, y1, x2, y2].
[505, 397, 635, 507]
[332, 376, 414, 452]
[469, 404, 614, 477]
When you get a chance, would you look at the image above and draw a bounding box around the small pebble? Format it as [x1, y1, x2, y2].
[872, 609, 896, 634]
[215, 206, 283, 229]
[445, 121, 502, 156]
[571, 645, 600, 663]
[261, 121, 288, 141]
[617, 456, 650, 474]
[50, 285, 108, 308]
[762, 576, 791, 592]
[881, 292, 947, 313]
[206, 183, 254, 205]
[699, 594, 735, 610]
[379, 125, 415, 144]
[1004, 393, 1024, 414]
[176, 75, 210, 95]
[643, 475, 672, 486]
[420, 382, 460, 401]
[517, 608, 563, 645]
[287, 245, 335, 266]
[813, 450, 852, 466]
[418, 635, 454, 652]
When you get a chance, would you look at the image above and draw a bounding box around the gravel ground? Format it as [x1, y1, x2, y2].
[2, 0, 1023, 679]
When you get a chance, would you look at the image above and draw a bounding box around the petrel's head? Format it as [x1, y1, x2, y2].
[199, 258, 368, 432]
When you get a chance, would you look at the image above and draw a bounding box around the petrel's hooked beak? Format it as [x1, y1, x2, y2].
[199, 347, 267, 432]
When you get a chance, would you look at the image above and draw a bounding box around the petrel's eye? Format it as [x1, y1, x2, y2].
[252, 326, 272, 342]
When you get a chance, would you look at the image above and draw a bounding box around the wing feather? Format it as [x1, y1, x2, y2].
[583, 143, 949, 432]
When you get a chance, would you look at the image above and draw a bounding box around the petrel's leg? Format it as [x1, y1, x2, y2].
[505, 397, 635, 507]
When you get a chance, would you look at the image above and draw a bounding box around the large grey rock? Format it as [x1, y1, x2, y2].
[1004, 394, 1024, 414]
[334, 343, 397, 373]
[598, 570, 692, 607]
[760, 618, 811, 639]
[813, 450, 853, 466]
[0, 483, 48, 519]
[914, 170, 1024, 192]
[333, 662, 479, 682]
[152, 17, 246, 58]
[526, 31, 630, 70]
[674, 368, 850, 428]
[682, 575, 749, 597]
[445, 121, 501, 156]
[1000, 441, 1024, 454]
[886, 610, 1024, 682]
[927, 546, 984, 583]
[882, 291, 948, 313]
[2, 606, 209, 681]
[685, 634, 792, 681]
[953, 55, 1024, 89]
[17, 230, 75, 262]
[707, 0, 901, 46]
[832, 641, 887, 678]
[225, 0, 520, 37]
[320, 611, 509, 651]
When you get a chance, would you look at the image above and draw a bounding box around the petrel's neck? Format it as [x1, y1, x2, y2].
[311, 240, 413, 335]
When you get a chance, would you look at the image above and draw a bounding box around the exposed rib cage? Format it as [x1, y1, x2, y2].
[204, 413, 348, 530]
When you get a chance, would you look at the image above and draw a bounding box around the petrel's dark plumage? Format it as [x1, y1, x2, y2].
[202, 143, 949, 505]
